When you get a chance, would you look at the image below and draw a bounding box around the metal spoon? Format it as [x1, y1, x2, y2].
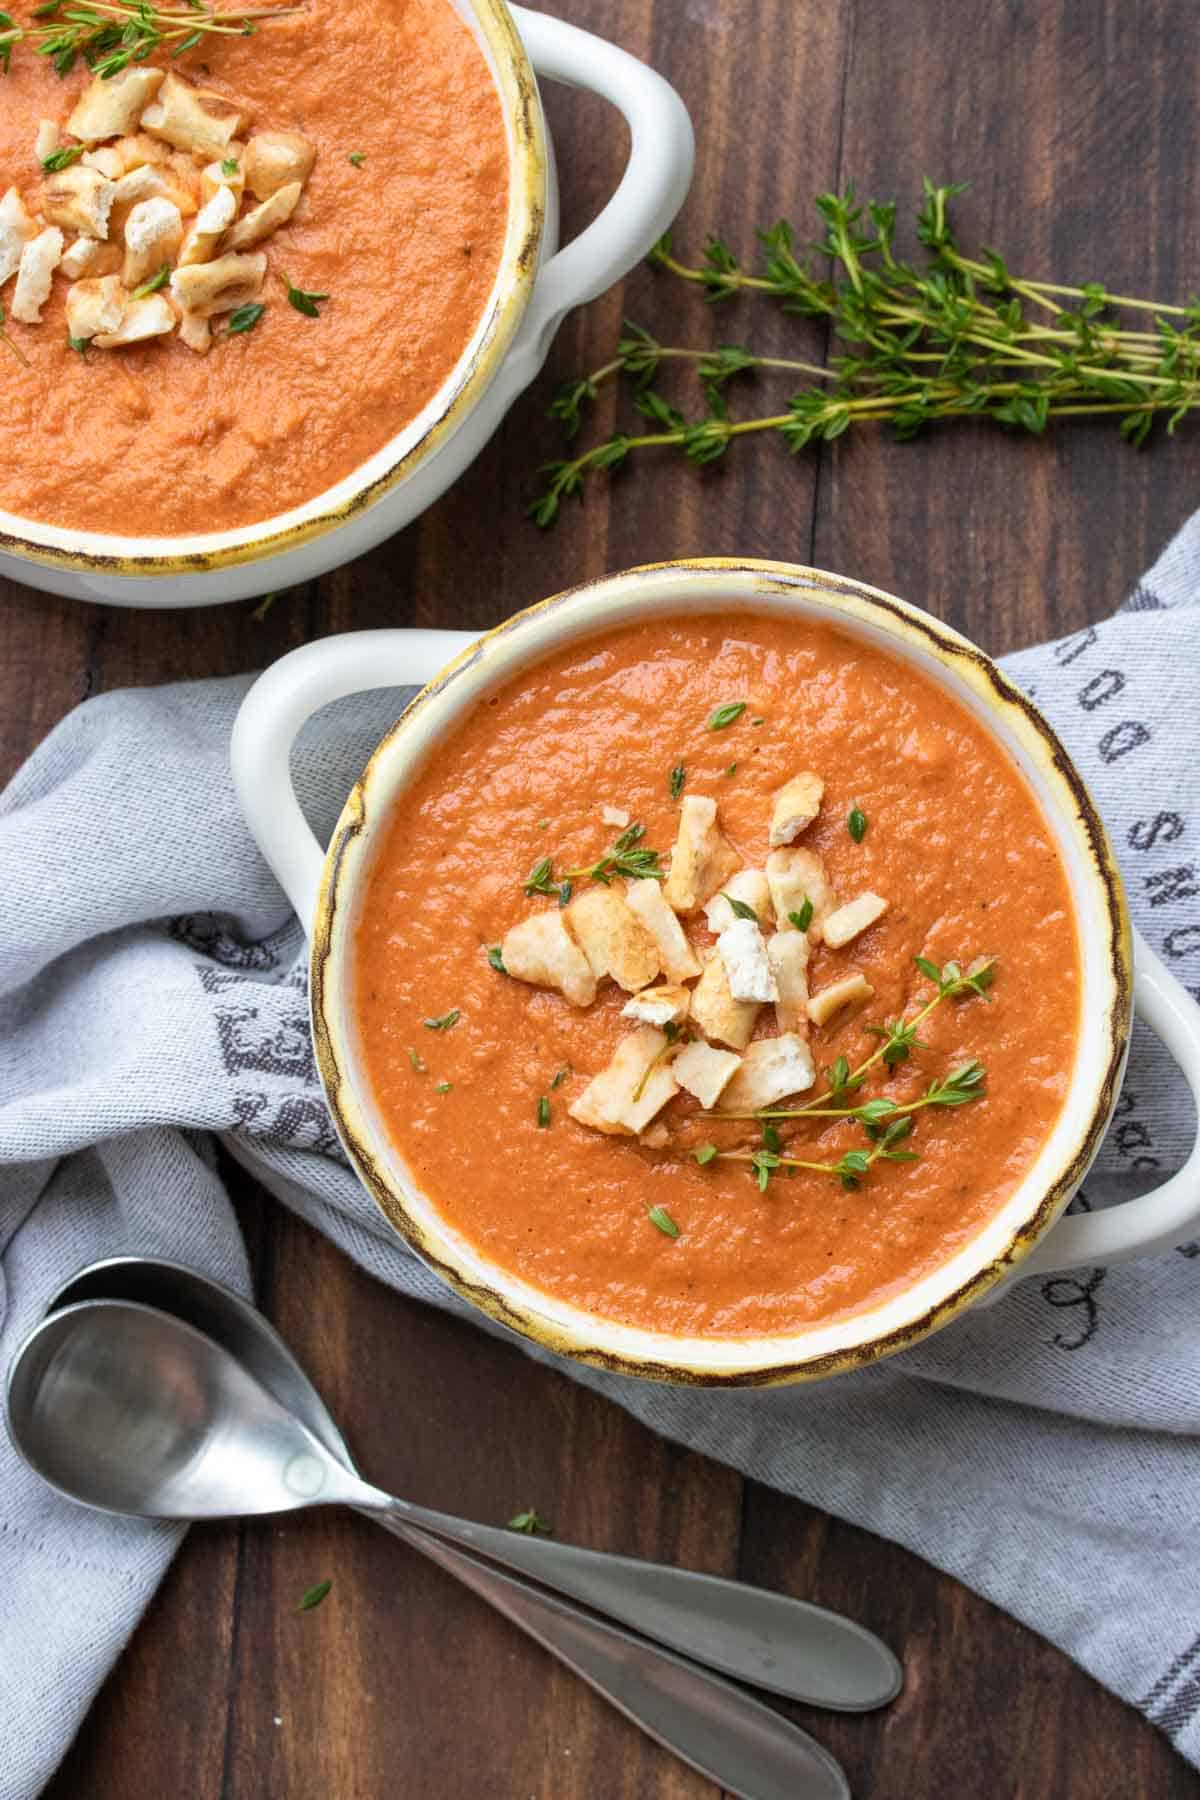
[8, 1298, 859, 1800]
[44, 1256, 902, 1714]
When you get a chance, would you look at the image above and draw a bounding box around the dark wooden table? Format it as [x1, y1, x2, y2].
[5, 0, 1198, 1793]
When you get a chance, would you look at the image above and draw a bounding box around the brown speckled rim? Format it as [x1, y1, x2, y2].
[311, 560, 1133, 1385]
[0, 0, 545, 578]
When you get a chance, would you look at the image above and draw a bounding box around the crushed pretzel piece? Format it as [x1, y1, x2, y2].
[662, 795, 740, 914]
[621, 983, 691, 1028]
[673, 1040, 742, 1110]
[569, 1026, 679, 1136]
[717, 917, 778, 1004]
[806, 970, 875, 1028]
[140, 72, 246, 160]
[67, 67, 165, 143]
[65, 273, 126, 341]
[169, 250, 266, 318]
[767, 932, 811, 1037]
[60, 235, 122, 279]
[720, 1035, 816, 1111]
[11, 226, 64, 323]
[243, 128, 316, 200]
[769, 771, 825, 847]
[93, 291, 175, 347]
[566, 887, 660, 994]
[0, 187, 38, 288]
[766, 847, 838, 939]
[500, 910, 596, 1008]
[625, 877, 702, 983]
[689, 948, 760, 1051]
[41, 165, 116, 239]
[821, 891, 889, 949]
[224, 178, 302, 250]
[703, 868, 772, 933]
[178, 182, 237, 267]
[122, 195, 182, 289]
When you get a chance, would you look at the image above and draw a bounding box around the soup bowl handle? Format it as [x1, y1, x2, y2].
[505, 5, 695, 368]
[231, 630, 476, 932]
[1012, 930, 1200, 1280]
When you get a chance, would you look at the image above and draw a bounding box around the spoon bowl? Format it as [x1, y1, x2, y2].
[7, 1300, 364, 1519]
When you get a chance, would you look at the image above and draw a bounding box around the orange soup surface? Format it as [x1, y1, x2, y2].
[0, 0, 508, 534]
[354, 613, 1082, 1338]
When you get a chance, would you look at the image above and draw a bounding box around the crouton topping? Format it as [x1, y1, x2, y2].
[806, 970, 875, 1028]
[716, 917, 778, 1004]
[625, 877, 702, 983]
[12, 227, 64, 323]
[566, 887, 661, 994]
[673, 1040, 741, 1110]
[689, 947, 760, 1051]
[569, 1027, 680, 1136]
[122, 194, 182, 288]
[65, 273, 126, 341]
[225, 178, 302, 251]
[140, 72, 245, 159]
[500, 911, 596, 1010]
[662, 795, 740, 913]
[767, 931, 810, 1037]
[1, 57, 317, 361]
[68, 67, 166, 144]
[719, 1035, 816, 1112]
[769, 772, 825, 846]
[170, 250, 266, 318]
[703, 868, 772, 933]
[0, 186, 38, 288]
[766, 847, 838, 940]
[621, 983, 691, 1028]
[41, 166, 116, 239]
[821, 891, 889, 949]
[243, 129, 316, 200]
[92, 291, 174, 348]
[479, 753, 1001, 1212]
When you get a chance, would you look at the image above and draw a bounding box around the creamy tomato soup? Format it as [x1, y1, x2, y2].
[354, 613, 1081, 1338]
[0, 0, 508, 534]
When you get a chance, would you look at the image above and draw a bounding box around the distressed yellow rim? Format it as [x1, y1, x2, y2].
[312, 560, 1133, 1385]
[0, 0, 546, 578]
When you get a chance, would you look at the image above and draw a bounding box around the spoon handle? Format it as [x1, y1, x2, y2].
[357, 1504, 848, 1800]
[365, 1497, 899, 1711]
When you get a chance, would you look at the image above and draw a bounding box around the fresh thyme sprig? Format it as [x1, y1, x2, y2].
[0, 10, 21, 69]
[694, 955, 995, 1192]
[531, 180, 1200, 524]
[28, 0, 301, 80]
[524, 822, 664, 906]
[720, 1117, 920, 1193]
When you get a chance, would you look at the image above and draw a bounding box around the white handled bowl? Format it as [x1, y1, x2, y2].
[0, 4, 693, 608]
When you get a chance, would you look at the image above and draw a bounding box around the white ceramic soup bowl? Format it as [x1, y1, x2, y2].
[232, 560, 1200, 1384]
[0, 4, 692, 609]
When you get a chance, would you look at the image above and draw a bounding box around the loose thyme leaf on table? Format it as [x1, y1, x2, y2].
[530, 178, 1200, 524]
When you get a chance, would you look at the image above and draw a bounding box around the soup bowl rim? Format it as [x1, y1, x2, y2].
[0, 0, 546, 580]
[310, 558, 1132, 1384]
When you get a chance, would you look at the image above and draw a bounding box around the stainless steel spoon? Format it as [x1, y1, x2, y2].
[8, 1296, 859, 1800]
[44, 1256, 902, 1714]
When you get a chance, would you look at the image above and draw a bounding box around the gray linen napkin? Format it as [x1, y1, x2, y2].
[3, 518, 1200, 1798]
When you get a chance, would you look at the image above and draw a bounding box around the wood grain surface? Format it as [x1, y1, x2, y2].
[3, 0, 1197, 1793]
